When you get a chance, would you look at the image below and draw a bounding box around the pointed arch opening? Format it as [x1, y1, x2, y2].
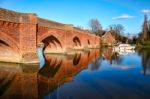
[0, 40, 9, 47]
[73, 36, 81, 47]
[42, 35, 62, 52]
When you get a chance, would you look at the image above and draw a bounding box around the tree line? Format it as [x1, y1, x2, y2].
[88, 19, 132, 44]
[88, 15, 150, 45]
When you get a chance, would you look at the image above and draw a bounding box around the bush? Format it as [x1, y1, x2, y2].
[137, 40, 150, 49]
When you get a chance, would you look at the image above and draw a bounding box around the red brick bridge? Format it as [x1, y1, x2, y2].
[0, 8, 100, 63]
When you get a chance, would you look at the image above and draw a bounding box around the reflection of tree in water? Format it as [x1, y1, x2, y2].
[90, 57, 102, 71]
[101, 47, 123, 65]
[90, 49, 102, 71]
[138, 49, 150, 75]
[111, 52, 122, 65]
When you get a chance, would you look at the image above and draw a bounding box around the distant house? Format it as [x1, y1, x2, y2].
[101, 30, 116, 46]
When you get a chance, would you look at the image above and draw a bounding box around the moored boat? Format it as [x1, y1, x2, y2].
[113, 44, 135, 54]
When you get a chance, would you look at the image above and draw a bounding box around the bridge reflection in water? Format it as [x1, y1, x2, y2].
[0, 49, 100, 99]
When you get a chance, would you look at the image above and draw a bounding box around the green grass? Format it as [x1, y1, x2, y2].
[136, 40, 150, 49]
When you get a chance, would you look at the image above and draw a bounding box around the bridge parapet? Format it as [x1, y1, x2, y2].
[38, 18, 75, 31]
[0, 8, 37, 24]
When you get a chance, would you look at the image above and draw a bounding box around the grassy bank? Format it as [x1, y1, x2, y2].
[136, 41, 150, 49]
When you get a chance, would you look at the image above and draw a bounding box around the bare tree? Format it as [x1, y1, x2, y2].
[109, 24, 124, 35]
[89, 19, 102, 36]
[77, 25, 84, 30]
[109, 24, 125, 42]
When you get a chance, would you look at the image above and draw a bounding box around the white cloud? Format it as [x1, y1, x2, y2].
[112, 14, 135, 20]
[141, 9, 150, 14]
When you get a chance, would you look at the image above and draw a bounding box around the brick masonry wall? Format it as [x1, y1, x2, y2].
[0, 8, 100, 63]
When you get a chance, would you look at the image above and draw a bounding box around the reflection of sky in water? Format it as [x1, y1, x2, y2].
[100, 53, 142, 71]
[45, 52, 150, 99]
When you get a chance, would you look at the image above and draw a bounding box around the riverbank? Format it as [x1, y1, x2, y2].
[136, 41, 150, 49]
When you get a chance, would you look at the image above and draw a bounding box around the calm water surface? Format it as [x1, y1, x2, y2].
[0, 48, 150, 99]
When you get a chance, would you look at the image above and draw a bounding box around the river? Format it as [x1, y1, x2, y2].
[0, 48, 150, 99]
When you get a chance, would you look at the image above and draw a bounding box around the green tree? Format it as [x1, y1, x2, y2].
[148, 20, 150, 39]
[142, 15, 149, 41]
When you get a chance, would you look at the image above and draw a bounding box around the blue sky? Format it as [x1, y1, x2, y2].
[0, 0, 150, 34]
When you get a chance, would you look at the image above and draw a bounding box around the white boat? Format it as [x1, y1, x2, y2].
[118, 44, 135, 50]
[113, 44, 135, 55]
[114, 44, 135, 50]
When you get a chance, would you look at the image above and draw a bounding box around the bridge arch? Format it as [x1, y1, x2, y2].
[0, 30, 19, 62]
[0, 30, 19, 52]
[38, 32, 63, 53]
[42, 35, 62, 50]
[73, 36, 81, 47]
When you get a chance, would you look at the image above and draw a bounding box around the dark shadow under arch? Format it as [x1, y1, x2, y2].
[88, 51, 90, 58]
[0, 40, 9, 47]
[0, 39, 18, 53]
[42, 35, 62, 51]
[0, 75, 15, 96]
[88, 39, 90, 45]
[73, 36, 81, 46]
[73, 53, 81, 66]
